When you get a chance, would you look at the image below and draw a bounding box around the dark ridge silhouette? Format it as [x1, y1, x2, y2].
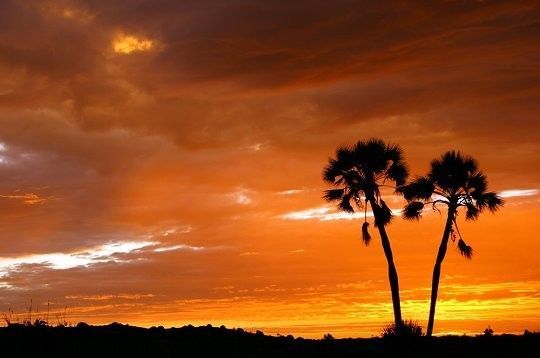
[0, 323, 538, 357]
[322, 138, 409, 327]
[399, 151, 504, 336]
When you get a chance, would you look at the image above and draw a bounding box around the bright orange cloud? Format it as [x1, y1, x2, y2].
[113, 34, 154, 54]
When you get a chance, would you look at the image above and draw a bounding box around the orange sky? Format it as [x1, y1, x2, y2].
[0, 0, 539, 337]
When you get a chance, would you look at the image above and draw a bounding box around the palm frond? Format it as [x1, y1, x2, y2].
[462, 154, 479, 174]
[338, 195, 355, 213]
[322, 158, 341, 184]
[399, 177, 434, 201]
[363, 138, 389, 174]
[361, 222, 371, 246]
[478, 192, 504, 212]
[322, 188, 345, 202]
[322, 146, 354, 184]
[335, 145, 354, 165]
[384, 143, 404, 163]
[468, 172, 487, 195]
[402, 201, 424, 220]
[430, 151, 478, 192]
[351, 140, 367, 168]
[384, 142, 408, 184]
[465, 202, 480, 220]
[386, 161, 409, 187]
[457, 239, 473, 259]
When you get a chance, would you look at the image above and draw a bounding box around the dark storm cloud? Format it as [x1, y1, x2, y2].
[2, 0, 539, 151]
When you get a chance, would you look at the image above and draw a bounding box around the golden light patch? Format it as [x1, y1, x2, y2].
[113, 34, 154, 54]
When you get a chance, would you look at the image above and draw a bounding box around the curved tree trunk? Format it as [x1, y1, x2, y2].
[369, 197, 402, 326]
[426, 206, 456, 336]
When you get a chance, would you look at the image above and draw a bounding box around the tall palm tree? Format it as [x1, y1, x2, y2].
[323, 138, 409, 326]
[399, 151, 503, 336]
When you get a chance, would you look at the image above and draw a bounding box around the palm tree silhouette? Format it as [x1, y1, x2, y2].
[323, 138, 408, 326]
[399, 151, 503, 336]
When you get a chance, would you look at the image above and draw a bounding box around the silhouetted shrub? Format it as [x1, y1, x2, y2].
[482, 326, 494, 337]
[382, 320, 423, 338]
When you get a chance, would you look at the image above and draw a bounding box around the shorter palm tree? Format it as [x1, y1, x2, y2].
[399, 151, 503, 336]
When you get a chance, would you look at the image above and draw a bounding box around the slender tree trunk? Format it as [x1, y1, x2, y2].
[369, 197, 402, 326]
[426, 206, 456, 336]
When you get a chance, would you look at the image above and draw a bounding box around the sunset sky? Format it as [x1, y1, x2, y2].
[0, 0, 539, 337]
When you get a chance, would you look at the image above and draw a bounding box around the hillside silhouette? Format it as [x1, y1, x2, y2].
[0, 322, 538, 357]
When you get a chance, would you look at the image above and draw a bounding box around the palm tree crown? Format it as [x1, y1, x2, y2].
[399, 151, 503, 257]
[322, 138, 408, 241]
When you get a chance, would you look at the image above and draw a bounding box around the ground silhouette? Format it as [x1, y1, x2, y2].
[0, 323, 538, 357]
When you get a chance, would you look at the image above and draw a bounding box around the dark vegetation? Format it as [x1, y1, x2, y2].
[0, 323, 538, 357]
[382, 320, 423, 338]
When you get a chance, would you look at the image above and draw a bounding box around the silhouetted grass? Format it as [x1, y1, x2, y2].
[382, 320, 423, 338]
[0, 322, 538, 357]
